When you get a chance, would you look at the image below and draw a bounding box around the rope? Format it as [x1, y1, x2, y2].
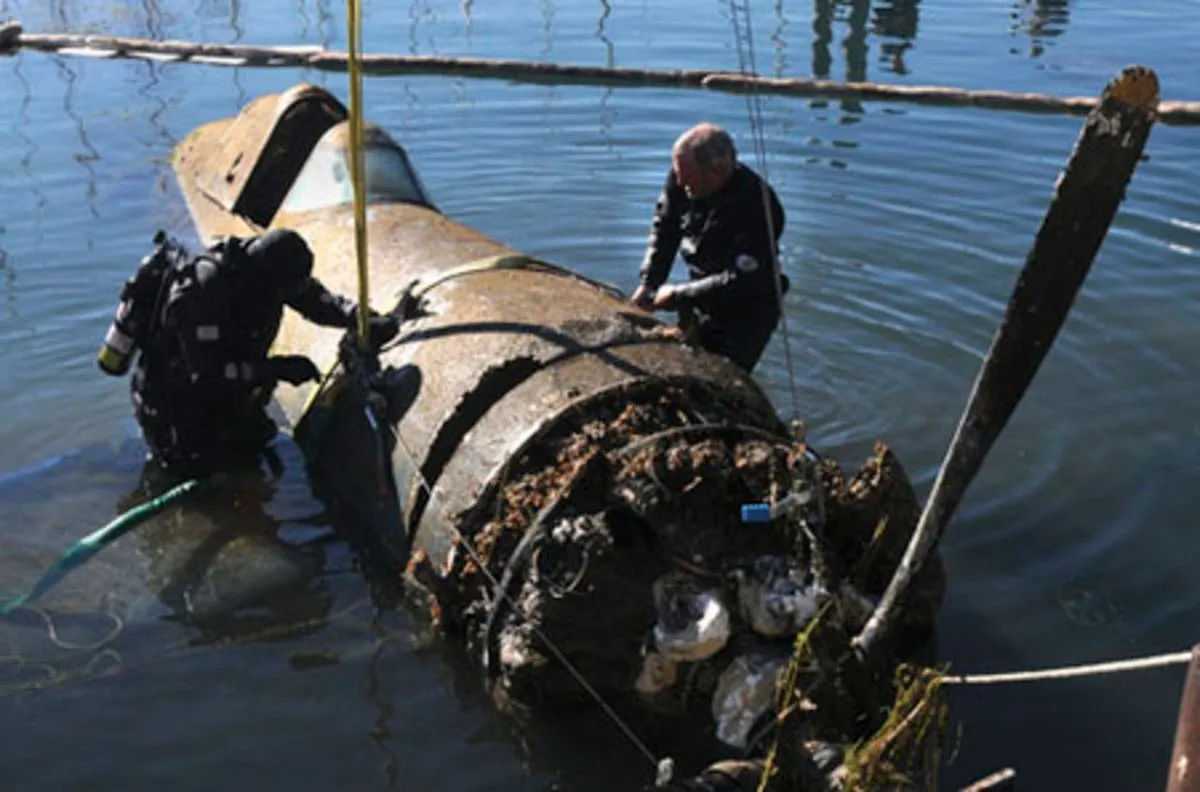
[387, 425, 674, 784]
[4, 21, 1200, 125]
[941, 648, 1195, 686]
[725, 0, 802, 426]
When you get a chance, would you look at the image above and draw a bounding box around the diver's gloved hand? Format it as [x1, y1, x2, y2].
[394, 278, 423, 321]
[349, 306, 402, 351]
[367, 314, 401, 349]
[266, 354, 321, 386]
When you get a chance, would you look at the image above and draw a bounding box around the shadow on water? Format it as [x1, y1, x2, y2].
[0, 439, 340, 692]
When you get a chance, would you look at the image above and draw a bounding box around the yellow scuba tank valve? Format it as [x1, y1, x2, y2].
[98, 230, 178, 377]
[97, 313, 137, 376]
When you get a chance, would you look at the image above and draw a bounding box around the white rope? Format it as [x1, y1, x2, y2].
[942, 648, 1195, 686]
[725, 0, 802, 425]
[385, 424, 673, 783]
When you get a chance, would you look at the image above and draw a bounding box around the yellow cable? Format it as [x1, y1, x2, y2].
[346, 0, 370, 352]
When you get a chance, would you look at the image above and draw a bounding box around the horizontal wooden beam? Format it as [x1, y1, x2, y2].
[4, 20, 1200, 125]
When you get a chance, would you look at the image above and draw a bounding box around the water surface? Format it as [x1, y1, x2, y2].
[2, 1, 1199, 789]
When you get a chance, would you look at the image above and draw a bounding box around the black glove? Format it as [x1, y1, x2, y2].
[266, 354, 321, 386]
[349, 306, 403, 351]
[395, 278, 424, 321]
[367, 314, 401, 350]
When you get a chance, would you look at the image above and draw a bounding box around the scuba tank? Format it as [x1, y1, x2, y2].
[97, 231, 188, 376]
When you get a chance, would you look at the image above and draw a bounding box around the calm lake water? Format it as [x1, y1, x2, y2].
[2, 0, 1199, 789]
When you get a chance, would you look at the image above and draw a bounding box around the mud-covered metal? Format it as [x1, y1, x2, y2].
[171, 85, 944, 787]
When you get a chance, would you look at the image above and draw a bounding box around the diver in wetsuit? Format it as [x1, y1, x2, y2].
[98, 228, 402, 479]
[631, 123, 788, 373]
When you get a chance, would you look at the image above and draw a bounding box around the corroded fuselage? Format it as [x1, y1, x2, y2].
[171, 85, 942, 787]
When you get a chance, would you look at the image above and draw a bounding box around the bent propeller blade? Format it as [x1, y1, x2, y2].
[855, 66, 1161, 659]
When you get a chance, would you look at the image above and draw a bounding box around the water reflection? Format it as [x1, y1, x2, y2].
[135, 0, 179, 197]
[401, 0, 439, 55]
[872, 0, 919, 76]
[596, 0, 616, 149]
[139, 0, 165, 39]
[811, 0, 833, 78]
[407, 0, 420, 55]
[52, 57, 102, 238]
[366, 631, 401, 790]
[538, 0, 560, 119]
[0, 230, 12, 321]
[297, 0, 310, 40]
[460, 0, 474, 44]
[596, 0, 615, 66]
[771, 0, 790, 77]
[810, 0, 869, 121]
[228, 0, 247, 110]
[314, 0, 332, 86]
[12, 58, 47, 249]
[1012, 0, 1070, 58]
[810, 0, 924, 88]
[540, 0, 555, 56]
[841, 0, 868, 115]
[121, 460, 334, 645]
[0, 442, 336, 667]
[51, 0, 70, 27]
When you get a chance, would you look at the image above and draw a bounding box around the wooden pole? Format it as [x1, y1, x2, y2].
[1166, 645, 1200, 792]
[852, 65, 1160, 661]
[4, 20, 1200, 125]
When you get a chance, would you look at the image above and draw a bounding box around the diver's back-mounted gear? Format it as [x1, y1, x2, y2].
[97, 230, 189, 376]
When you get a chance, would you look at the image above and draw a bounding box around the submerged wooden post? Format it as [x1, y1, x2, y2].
[853, 65, 1160, 660]
[1166, 646, 1200, 792]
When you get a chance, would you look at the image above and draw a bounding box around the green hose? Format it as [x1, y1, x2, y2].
[0, 478, 203, 615]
